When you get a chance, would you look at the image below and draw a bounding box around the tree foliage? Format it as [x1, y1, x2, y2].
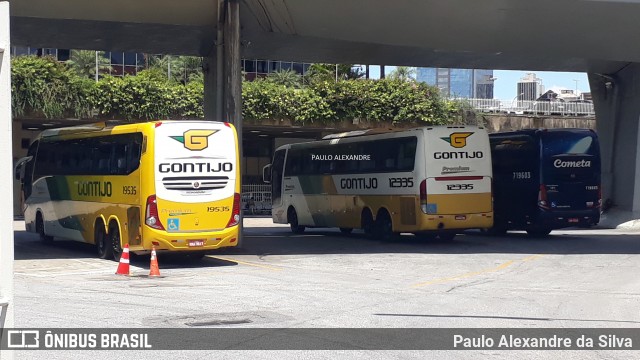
[11, 56, 94, 118]
[11, 55, 466, 126]
[388, 66, 417, 82]
[66, 50, 112, 79]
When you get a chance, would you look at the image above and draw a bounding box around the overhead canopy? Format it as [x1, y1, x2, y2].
[9, 0, 637, 73]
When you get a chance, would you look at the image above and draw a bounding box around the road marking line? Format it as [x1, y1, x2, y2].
[14, 269, 120, 278]
[207, 256, 282, 271]
[412, 254, 544, 288]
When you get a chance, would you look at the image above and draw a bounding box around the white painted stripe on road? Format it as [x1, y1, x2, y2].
[15, 267, 145, 278]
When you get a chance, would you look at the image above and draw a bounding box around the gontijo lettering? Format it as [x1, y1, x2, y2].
[158, 162, 233, 173]
[77, 181, 112, 197]
[434, 151, 483, 159]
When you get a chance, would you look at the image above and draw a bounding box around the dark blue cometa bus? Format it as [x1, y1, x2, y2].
[488, 128, 601, 236]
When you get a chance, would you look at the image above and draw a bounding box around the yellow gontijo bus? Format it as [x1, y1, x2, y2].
[16, 120, 241, 260]
[263, 126, 493, 241]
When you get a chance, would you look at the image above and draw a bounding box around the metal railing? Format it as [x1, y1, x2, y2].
[459, 98, 595, 117]
[241, 184, 272, 215]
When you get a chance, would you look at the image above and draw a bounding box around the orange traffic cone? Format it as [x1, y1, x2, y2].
[149, 246, 161, 277]
[115, 244, 130, 275]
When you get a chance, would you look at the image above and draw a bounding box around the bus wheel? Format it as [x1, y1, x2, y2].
[438, 233, 456, 241]
[375, 210, 397, 241]
[109, 222, 123, 261]
[339, 228, 353, 234]
[96, 223, 113, 260]
[361, 209, 374, 237]
[484, 227, 507, 236]
[288, 208, 305, 234]
[414, 232, 436, 241]
[526, 228, 552, 237]
[36, 213, 54, 244]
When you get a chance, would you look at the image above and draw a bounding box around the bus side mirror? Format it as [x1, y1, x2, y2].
[262, 164, 272, 184]
[14, 156, 31, 181]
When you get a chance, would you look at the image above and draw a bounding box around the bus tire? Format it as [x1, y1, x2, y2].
[375, 209, 397, 241]
[414, 232, 436, 240]
[361, 209, 374, 237]
[484, 227, 507, 236]
[288, 207, 305, 234]
[108, 221, 123, 261]
[95, 221, 112, 260]
[438, 232, 456, 241]
[36, 213, 54, 244]
[339, 227, 353, 234]
[526, 228, 552, 237]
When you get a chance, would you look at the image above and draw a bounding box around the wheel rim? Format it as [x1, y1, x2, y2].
[379, 213, 392, 237]
[97, 231, 105, 254]
[111, 226, 122, 259]
[362, 213, 373, 234]
[37, 218, 43, 237]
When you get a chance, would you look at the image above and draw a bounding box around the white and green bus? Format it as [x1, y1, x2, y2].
[263, 126, 494, 240]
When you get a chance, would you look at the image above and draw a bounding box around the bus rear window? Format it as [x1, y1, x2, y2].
[542, 131, 600, 182]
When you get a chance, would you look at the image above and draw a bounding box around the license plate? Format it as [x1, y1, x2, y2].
[455, 215, 466, 220]
[188, 240, 205, 247]
[568, 218, 579, 223]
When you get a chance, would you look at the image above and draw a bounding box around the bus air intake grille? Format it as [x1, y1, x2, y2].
[162, 176, 229, 191]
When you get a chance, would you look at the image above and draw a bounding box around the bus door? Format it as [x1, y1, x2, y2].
[540, 131, 601, 215]
[271, 149, 286, 213]
[425, 128, 493, 216]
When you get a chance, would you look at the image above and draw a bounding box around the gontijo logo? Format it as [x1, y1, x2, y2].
[170, 129, 218, 151]
[441, 132, 473, 148]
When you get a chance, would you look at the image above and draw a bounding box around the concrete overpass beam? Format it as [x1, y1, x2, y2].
[590, 65, 640, 228]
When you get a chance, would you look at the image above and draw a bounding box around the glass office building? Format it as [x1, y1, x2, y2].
[417, 68, 494, 99]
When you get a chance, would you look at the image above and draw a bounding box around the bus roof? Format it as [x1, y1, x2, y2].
[489, 128, 596, 139]
[322, 125, 485, 140]
[39, 120, 232, 139]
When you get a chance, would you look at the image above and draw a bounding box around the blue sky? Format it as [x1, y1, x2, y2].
[492, 70, 589, 100]
[365, 66, 590, 100]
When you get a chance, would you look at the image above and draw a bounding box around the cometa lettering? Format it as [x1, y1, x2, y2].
[77, 181, 112, 197]
[434, 151, 483, 159]
[553, 159, 591, 168]
[159, 162, 233, 173]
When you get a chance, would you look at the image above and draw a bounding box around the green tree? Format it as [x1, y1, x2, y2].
[388, 66, 417, 82]
[305, 64, 365, 84]
[173, 56, 203, 84]
[146, 54, 180, 81]
[266, 69, 302, 88]
[66, 50, 111, 79]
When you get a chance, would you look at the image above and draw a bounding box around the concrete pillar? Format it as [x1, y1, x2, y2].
[223, 0, 244, 244]
[589, 65, 640, 228]
[203, 0, 226, 122]
[0, 2, 15, 359]
[203, 55, 219, 121]
[224, 0, 242, 126]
